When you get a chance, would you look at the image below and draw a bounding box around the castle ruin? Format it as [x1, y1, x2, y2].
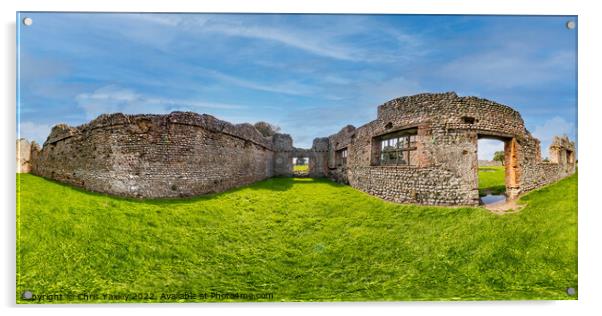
[17, 92, 576, 206]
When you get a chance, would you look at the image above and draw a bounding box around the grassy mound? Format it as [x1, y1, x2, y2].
[17, 173, 577, 302]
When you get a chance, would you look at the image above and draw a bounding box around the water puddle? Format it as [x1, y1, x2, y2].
[480, 193, 507, 205]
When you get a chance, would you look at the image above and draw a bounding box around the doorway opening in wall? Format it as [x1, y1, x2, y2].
[292, 157, 310, 177]
[477, 136, 510, 205]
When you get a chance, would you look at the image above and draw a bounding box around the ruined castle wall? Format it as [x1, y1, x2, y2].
[518, 135, 576, 193]
[272, 133, 294, 177]
[377, 93, 526, 138]
[336, 121, 480, 205]
[25, 92, 576, 205]
[326, 92, 575, 206]
[309, 137, 329, 178]
[271, 135, 329, 178]
[31, 112, 276, 198]
[17, 138, 35, 173]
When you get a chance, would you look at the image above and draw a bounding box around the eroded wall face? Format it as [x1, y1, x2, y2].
[518, 135, 576, 193]
[339, 122, 480, 205]
[25, 93, 576, 204]
[326, 92, 576, 206]
[17, 138, 33, 173]
[309, 138, 329, 178]
[272, 134, 294, 177]
[31, 113, 275, 198]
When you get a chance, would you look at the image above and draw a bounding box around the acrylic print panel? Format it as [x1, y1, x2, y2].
[16, 12, 578, 303]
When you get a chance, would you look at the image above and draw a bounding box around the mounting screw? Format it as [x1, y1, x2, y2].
[567, 287, 576, 296]
[23, 17, 33, 26]
[566, 21, 576, 30]
[22, 291, 33, 299]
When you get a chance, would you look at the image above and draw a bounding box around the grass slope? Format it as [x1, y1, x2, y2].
[478, 166, 506, 196]
[17, 173, 577, 302]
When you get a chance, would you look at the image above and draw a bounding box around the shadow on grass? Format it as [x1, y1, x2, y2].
[148, 177, 346, 206]
[247, 177, 344, 191]
[18, 174, 345, 206]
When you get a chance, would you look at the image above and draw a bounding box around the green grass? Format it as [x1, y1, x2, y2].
[17, 173, 577, 303]
[293, 165, 309, 172]
[478, 166, 506, 196]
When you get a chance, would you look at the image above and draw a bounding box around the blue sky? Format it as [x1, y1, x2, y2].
[17, 13, 577, 159]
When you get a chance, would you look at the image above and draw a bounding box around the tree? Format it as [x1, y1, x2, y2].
[493, 151, 505, 165]
[254, 121, 281, 137]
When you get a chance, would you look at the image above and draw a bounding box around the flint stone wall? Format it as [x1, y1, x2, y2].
[518, 135, 576, 193]
[30, 112, 289, 198]
[25, 92, 576, 205]
[325, 92, 576, 205]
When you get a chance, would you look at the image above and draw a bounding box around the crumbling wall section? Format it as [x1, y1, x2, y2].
[31, 112, 277, 198]
[272, 133, 294, 177]
[326, 125, 355, 183]
[325, 92, 575, 206]
[519, 135, 576, 193]
[24, 92, 576, 205]
[309, 137, 329, 178]
[16, 138, 38, 173]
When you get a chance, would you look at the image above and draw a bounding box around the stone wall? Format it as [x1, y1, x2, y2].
[272, 133, 295, 177]
[325, 92, 576, 206]
[17, 138, 31, 173]
[16, 138, 38, 173]
[23, 92, 576, 205]
[30, 112, 280, 198]
[478, 160, 503, 167]
[518, 135, 576, 193]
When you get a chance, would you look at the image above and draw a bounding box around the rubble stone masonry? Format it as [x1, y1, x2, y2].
[29, 112, 281, 198]
[21, 92, 576, 205]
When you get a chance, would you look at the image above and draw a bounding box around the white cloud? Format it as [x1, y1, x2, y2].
[532, 116, 575, 143]
[75, 85, 247, 120]
[205, 69, 317, 96]
[210, 24, 360, 61]
[441, 50, 574, 89]
[128, 14, 360, 61]
[358, 75, 423, 105]
[128, 14, 421, 63]
[18, 121, 52, 145]
[532, 116, 576, 158]
[478, 139, 505, 161]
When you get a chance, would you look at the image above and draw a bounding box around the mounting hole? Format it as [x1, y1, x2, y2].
[23, 17, 33, 26]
